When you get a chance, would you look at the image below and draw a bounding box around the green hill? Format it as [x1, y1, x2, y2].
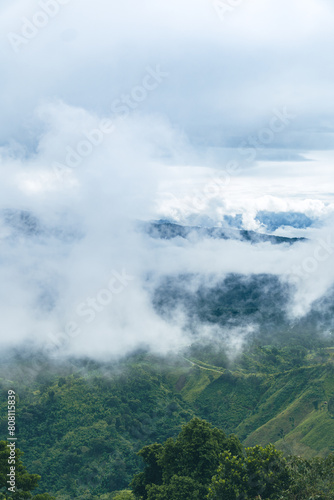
[0, 344, 333, 498]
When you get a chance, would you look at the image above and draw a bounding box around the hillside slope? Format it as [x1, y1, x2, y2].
[0, 346, 333, 498]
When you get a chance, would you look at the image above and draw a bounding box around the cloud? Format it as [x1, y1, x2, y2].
[1, 0, 334, 150]
[0, 1, 334, 359]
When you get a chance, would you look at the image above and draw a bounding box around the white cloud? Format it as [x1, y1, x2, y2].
[1, 0, 334, 145]
[0, 1, 334, 357]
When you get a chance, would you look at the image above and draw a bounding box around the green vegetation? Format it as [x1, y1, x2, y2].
[0, 440, 54, 499]
[130, 418, 242, 499]
[0, 343, 333, 498]
[131, 419, 333, 499]
[112, 492, 135, 500]
[207, 444, 290, 499]
[282, 454, 334, 499]
[0, 356, 195, 498]
[159, 418, 242, 482]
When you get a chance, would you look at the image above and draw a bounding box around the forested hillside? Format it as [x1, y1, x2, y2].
[1, 343, 334, 498]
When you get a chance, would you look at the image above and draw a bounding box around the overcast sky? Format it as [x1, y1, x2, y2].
[1, 0, 334, 212]
[0, 0, 334, 357]
[1, 0, 334, 144]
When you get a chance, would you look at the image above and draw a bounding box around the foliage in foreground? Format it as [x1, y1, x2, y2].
[207, 444, 289, 499]
[131, 419, 334, 500]
[130, 418, 245, 499]
[1, 417, 334, 500]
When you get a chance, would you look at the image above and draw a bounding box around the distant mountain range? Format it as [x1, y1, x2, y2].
[3, 210, 332, 342]
[143, 220, 306, 245]
[1, 210, 309, 246]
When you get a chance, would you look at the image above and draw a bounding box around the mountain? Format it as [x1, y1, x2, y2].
[1, 211, 307, 245]
[1, 345, 333, 499]
[143, 220, 306, 245]
[1, 211, 332, 499]
[153, 272, 334, 346]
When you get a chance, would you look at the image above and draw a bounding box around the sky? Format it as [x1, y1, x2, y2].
[0, 0, 334, 359]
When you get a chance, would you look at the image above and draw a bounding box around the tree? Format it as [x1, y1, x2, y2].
[207, 444, 290, 500]
[159, 418, 242, 484]
[131, 418, 243, 500]
[129, 444, 164, 499]
[0, 441, 55, 500]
